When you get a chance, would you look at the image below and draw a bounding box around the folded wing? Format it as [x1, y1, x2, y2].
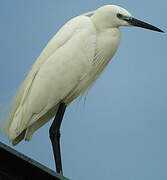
[7, 15, 96, 145]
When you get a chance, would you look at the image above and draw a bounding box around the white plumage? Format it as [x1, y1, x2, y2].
[7, 5, 163, 145]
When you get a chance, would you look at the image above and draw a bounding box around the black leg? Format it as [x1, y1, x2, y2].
[49, 102, 66, 175]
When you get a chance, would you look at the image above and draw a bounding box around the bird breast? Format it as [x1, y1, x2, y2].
[86, 27, 121, 90]
[93, 27, 121, 67]
[65, 27, 121, 103]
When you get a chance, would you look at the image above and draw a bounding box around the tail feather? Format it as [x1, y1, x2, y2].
[7, 103, 31, 144]
[12, 129, 26, 146]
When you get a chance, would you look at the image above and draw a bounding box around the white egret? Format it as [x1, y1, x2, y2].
[7, 5, 163, 174]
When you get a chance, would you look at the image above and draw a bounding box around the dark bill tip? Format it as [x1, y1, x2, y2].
[126, 17, 164, 33]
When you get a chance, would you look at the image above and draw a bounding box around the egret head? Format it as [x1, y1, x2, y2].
[91, 5, 164, 32]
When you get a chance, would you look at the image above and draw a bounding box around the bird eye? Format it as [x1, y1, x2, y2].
[117, 13, 123, 19]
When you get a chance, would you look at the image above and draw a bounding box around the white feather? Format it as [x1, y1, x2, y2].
[7, 5, 128, 145]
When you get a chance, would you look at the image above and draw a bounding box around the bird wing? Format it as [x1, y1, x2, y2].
[8, 15, 97, 142]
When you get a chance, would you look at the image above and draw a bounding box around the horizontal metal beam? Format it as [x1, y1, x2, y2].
[0, 141, 70, 180]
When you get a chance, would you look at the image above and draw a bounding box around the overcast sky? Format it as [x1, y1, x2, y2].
[0, 1, 167, 180]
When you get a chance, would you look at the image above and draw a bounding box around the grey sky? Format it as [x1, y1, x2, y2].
[0, 1, 166, 180]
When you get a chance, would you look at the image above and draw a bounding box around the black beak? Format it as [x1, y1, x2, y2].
[125, 17, 164, 33]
